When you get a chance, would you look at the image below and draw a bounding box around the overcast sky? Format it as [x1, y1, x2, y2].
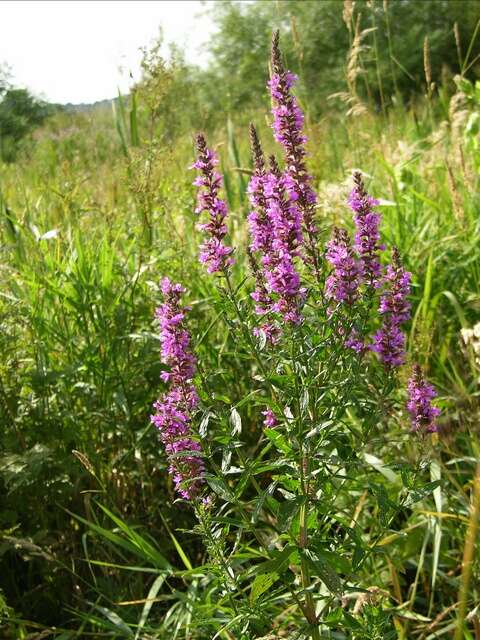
[0, 1, 215, 104]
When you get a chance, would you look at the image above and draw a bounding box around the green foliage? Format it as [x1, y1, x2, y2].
[0, 85, 53, 162]
[204, 0, 480, 117]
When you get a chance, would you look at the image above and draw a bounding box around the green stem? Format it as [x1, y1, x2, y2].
[223, 271, 280, 404]
[299, 500, 320, 640]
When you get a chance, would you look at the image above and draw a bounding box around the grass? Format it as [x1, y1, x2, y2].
[0, 66, 480, 637]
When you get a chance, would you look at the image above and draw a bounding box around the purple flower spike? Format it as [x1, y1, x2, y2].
[370, 248, 411, 368]
[150, 278, 204, 500]
[349, 172, 384, 287]
[325, 227, 363, 306]
[263, 157, 305, 325]
[247, 126, 305, 334]
[248, 125, 273, 256]
[370, 321, 406, 368]
[379, 247, 411, 325]
[269, 31, 319, 274]
[407, 365, 440, 433]
[192, 134, 234, 274]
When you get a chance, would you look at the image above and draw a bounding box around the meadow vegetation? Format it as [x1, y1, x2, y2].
[1, 1, 480, 638]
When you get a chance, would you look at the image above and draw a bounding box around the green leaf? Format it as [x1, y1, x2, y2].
[277, 498, 301, 532]
[250, 571, 279, 604]
[405, 480, 442, 506]
[251, 545, 295, 576]
[251, 481, 277, 524]
[97, 503, 171, 570]
[89, 602, 133, 636]
[303, 550, 343, 594]
[264, 428, 292, 455]
[135, 574, 166, 640]
[159, 512, 192, 571]
[206, 476, 234, 502]
[363, 453, 400, 485]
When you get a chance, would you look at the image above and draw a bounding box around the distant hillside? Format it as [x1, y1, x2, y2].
[59, 96, 120, 113]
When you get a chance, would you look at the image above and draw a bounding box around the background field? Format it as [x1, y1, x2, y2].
[1, 1, 480, 638]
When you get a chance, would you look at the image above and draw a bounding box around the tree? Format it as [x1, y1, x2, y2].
[0, 75, 52, 162]
[204, 0, 480, 117]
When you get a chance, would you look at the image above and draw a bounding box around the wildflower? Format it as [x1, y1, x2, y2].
[379, 247, 411, 324]
[325, 227, 362, 305]
[265, 156, 303, 258]
[248, 124, 273, 255]
[345, 328, 366, 354]
[370, 321, 406, 368]
[247, 127, 304, 328]
[349, 172, 384, 286]
[192, 134, 234, 274]
[262, 408, 278, 428]
[247, 127, 279, 341]
[247, 126, 274, 321]
[262, 157, 305, 325]
[247, 247, 281, 344]
[150, 278, 204, 500]
[407, 365, 440, 432]
[370, 248, 411, 368]
[269, 31, 319, 274]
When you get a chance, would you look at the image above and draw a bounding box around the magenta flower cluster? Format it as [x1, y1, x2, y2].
[349, 171, 385, 286]
[371, 247, 412, 368]
[407, 365, 440, 432]
[269, 31, 319, 277]
[192, 134, 234, 274]
[325, 172, 412, 367]
[262, 408, 278, 428]
[325, 227, 363, 306]
[247, 125, 305, 338]
[150, 278, 204, 500]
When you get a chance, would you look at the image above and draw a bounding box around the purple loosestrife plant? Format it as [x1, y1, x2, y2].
[247, 125, 279, 341]
[247, 125, 305, 333]
[269, 31, 320, 276]
[325, 227, 363, 306]
[158, 33, 444, 640]
[370, 320, 407, 368]
[192, 134, 234, 274]
[379, 247, 412, 324]
[371, 247, 411, 368]
[150, 278, 204, 500]
[407, 365, 440, 433]
[247, 124, 273, 257]
[349, 172, 385, 286]
[262, 156, 305, 325]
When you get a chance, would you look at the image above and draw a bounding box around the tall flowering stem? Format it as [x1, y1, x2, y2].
[247, 125, 275, 335]
[379, 247, 411, 323]
[192, 134, 234, 274]
[325, 227, 362, 306]
[407, 364, 440, 433]
[247, 126, 304, 335]
[370, 247, 411, 368]
[269, 31, 320, 278]
[248, 124, 272, 255]
[349, 172, 384, 287]
[263, 156, 305, 324]
[150, 278, 204, 500]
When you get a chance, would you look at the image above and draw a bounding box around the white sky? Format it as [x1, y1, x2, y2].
[0, 1, 215, 104]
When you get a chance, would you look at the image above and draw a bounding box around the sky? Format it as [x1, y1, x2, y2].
[0, 1, 215, 104]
